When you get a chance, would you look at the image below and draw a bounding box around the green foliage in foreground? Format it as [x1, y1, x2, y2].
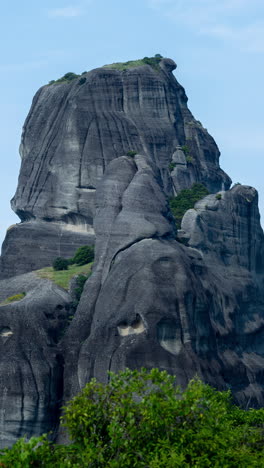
[170, 183, 209, 228]
[103, 54, 163, 71]
[1, 369, 264, 467]
[0, 292, 26, 306]
[36, 262, 93, 290]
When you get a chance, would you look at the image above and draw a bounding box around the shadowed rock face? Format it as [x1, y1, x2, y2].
[0, 58, 230, 278]
[0, 273, 73, 448]
[63, 155, 264, 410]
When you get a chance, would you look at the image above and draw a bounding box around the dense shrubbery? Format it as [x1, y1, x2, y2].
[1, 368, 264, 467]
[52, 257, 69, 271]
[72, 245, 94, 266]
[170, 183, 209, 228]
[52, 246, 94, 271]
[74, 274, 90, 305]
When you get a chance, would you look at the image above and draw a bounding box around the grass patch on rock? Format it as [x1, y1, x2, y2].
[36, 262, 93, 290]
[0, 292, 26, 306]
[103, 55, 163, 71]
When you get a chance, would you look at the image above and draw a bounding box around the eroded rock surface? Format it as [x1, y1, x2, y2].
[1, 57, 264, 447]
[63, 156, 264, 410]
[1, 57, 230, 278]
[0, 273, 72, 448]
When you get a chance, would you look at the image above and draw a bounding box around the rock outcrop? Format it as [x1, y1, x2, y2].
[1, 57, 230, 278]
[0, 56, 264, 447]
[0, 273, 73, 448]
[62, 156, 264, 410]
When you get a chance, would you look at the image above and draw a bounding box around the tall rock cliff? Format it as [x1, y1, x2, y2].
[0, 57, 230, 278]
[0, 56, 264, 448]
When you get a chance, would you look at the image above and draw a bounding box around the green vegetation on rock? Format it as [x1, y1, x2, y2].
[126, 150, 137, 157]
[72, 245, 94, 266]
[2, 368, 264, 467]
[170, 183, 209, 227]
[36, 262, 93, 290]
[169, 162, 176, 172]
[48, 72, 80, 85]
[103, 54, 163, 71]
[74, 274, 90, 305]
[0, 292, 26, 306]
[53, 257, 69, 271]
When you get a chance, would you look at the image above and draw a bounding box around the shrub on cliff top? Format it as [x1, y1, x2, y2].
[170, 183, 209, 228]
[103, 55, 163, 71]
[1, 368, 264, 467]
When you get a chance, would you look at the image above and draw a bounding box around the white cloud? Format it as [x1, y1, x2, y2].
[48, 6, 83, 18]
[147, 0, 264, 52]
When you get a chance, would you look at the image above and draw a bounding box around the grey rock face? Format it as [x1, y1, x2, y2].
[0, 220, 94, 278]
[63, 156, 264, 409]
[0, 273, 72, 448]
[0, 58, 230, 278]
[1, 57, 264, 446]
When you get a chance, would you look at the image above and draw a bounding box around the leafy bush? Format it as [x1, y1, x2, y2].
[215, 193, 222, 200]
[169, 183, 209, 227]
[2, 369, 264, 467]
[169, 162, 176, 172]
[53, 257, 69, 271]
[181, 145, 190, 156]
[126, 150, 137, 157]
[74, 274, 89, 302]
[48, 72, 80, 85]
[78, 77, 86, 85]
[72, 245, 94, 266]
[186, 155, 193, 164]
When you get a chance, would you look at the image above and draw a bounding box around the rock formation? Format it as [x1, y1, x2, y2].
[0, 56, 264, 447]
[0, 57, 230, 278]
[63, 156, 264, 410]
[0, 273, 72, 447]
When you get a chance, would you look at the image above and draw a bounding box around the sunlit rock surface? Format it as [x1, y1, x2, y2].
[0, 57, 230, 278]
[1, 57, 264, 448]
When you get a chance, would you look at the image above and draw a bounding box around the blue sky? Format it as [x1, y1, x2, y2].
[1, 0, 264, 246]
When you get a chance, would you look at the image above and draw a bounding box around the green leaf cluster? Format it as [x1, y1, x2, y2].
[1, 369, 264, 467]
[73, 274, 90, 305]
[52, 245, 94, 272]
[169, 183, 209, 228]
[72, 245, 94, 266]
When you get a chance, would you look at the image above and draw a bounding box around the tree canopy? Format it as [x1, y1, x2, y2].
[1, 368, 264, 467]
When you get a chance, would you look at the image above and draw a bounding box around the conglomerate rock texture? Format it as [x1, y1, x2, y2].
[0, 57, 264, 447]
[1, 58, 230, 277]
